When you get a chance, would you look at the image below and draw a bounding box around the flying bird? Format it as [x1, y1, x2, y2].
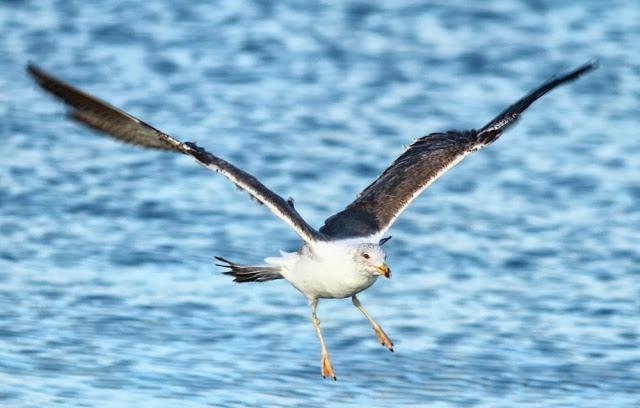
[27, 61, 595, 380]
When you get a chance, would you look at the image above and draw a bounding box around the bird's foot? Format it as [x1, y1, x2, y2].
[373, 325, 394, 352]
[320, 352, 336, 381]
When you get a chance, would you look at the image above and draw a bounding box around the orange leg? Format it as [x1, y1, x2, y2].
[309, 299, 336, 380]
[352, 295, 394, 352]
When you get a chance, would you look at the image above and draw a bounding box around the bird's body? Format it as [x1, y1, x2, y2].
[269, 238, 383, 300]
[27, 61, 596, 380]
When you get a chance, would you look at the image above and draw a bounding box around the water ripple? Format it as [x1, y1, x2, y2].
[1, 0, 639, 406]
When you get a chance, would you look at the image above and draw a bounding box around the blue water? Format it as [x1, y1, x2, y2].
[1, 1, 639, 406]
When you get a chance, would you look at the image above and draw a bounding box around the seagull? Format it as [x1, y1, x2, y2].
[27, 61, 595, 380]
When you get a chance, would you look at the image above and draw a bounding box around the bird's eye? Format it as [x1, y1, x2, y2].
[362, 253, 370, 259]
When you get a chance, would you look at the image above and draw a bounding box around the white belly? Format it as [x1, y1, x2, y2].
[267, 250, 378, 300]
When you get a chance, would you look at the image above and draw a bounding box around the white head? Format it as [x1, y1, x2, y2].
[351, 242, 390, 278]
[313, 236, 392, 279]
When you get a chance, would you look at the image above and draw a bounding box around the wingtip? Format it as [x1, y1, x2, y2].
[549, 61, 598, 87]
[26, 61, 42, 77]
[478, 60, 598, 139]
[214, 255, 232, 264]
[571, 60, 599, 78]
[26, 62, 50, 85]
[587, 59, 600, 74]
[585, 59, 600, 70]
[26, 62, 37, 77]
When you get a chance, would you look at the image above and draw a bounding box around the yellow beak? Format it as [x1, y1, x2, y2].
[375, 263, 391, 278]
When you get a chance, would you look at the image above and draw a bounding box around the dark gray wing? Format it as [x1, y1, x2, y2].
[27, 63, 326, 245]
[320, 62, 596, 239]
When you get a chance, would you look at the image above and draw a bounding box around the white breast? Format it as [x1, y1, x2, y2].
[267, 243, 378, 300]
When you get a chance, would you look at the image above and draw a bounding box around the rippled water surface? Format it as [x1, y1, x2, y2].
[1, 1, 639, 406]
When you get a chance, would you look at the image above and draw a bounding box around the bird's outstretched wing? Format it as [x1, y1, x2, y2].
[320, 62, 596, 239]
[27, 63, 325, 245]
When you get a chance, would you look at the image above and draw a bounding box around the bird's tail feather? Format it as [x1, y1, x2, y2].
[215, 256, 284, 283]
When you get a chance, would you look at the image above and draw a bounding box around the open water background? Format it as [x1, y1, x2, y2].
[0, 1, 639, 406]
